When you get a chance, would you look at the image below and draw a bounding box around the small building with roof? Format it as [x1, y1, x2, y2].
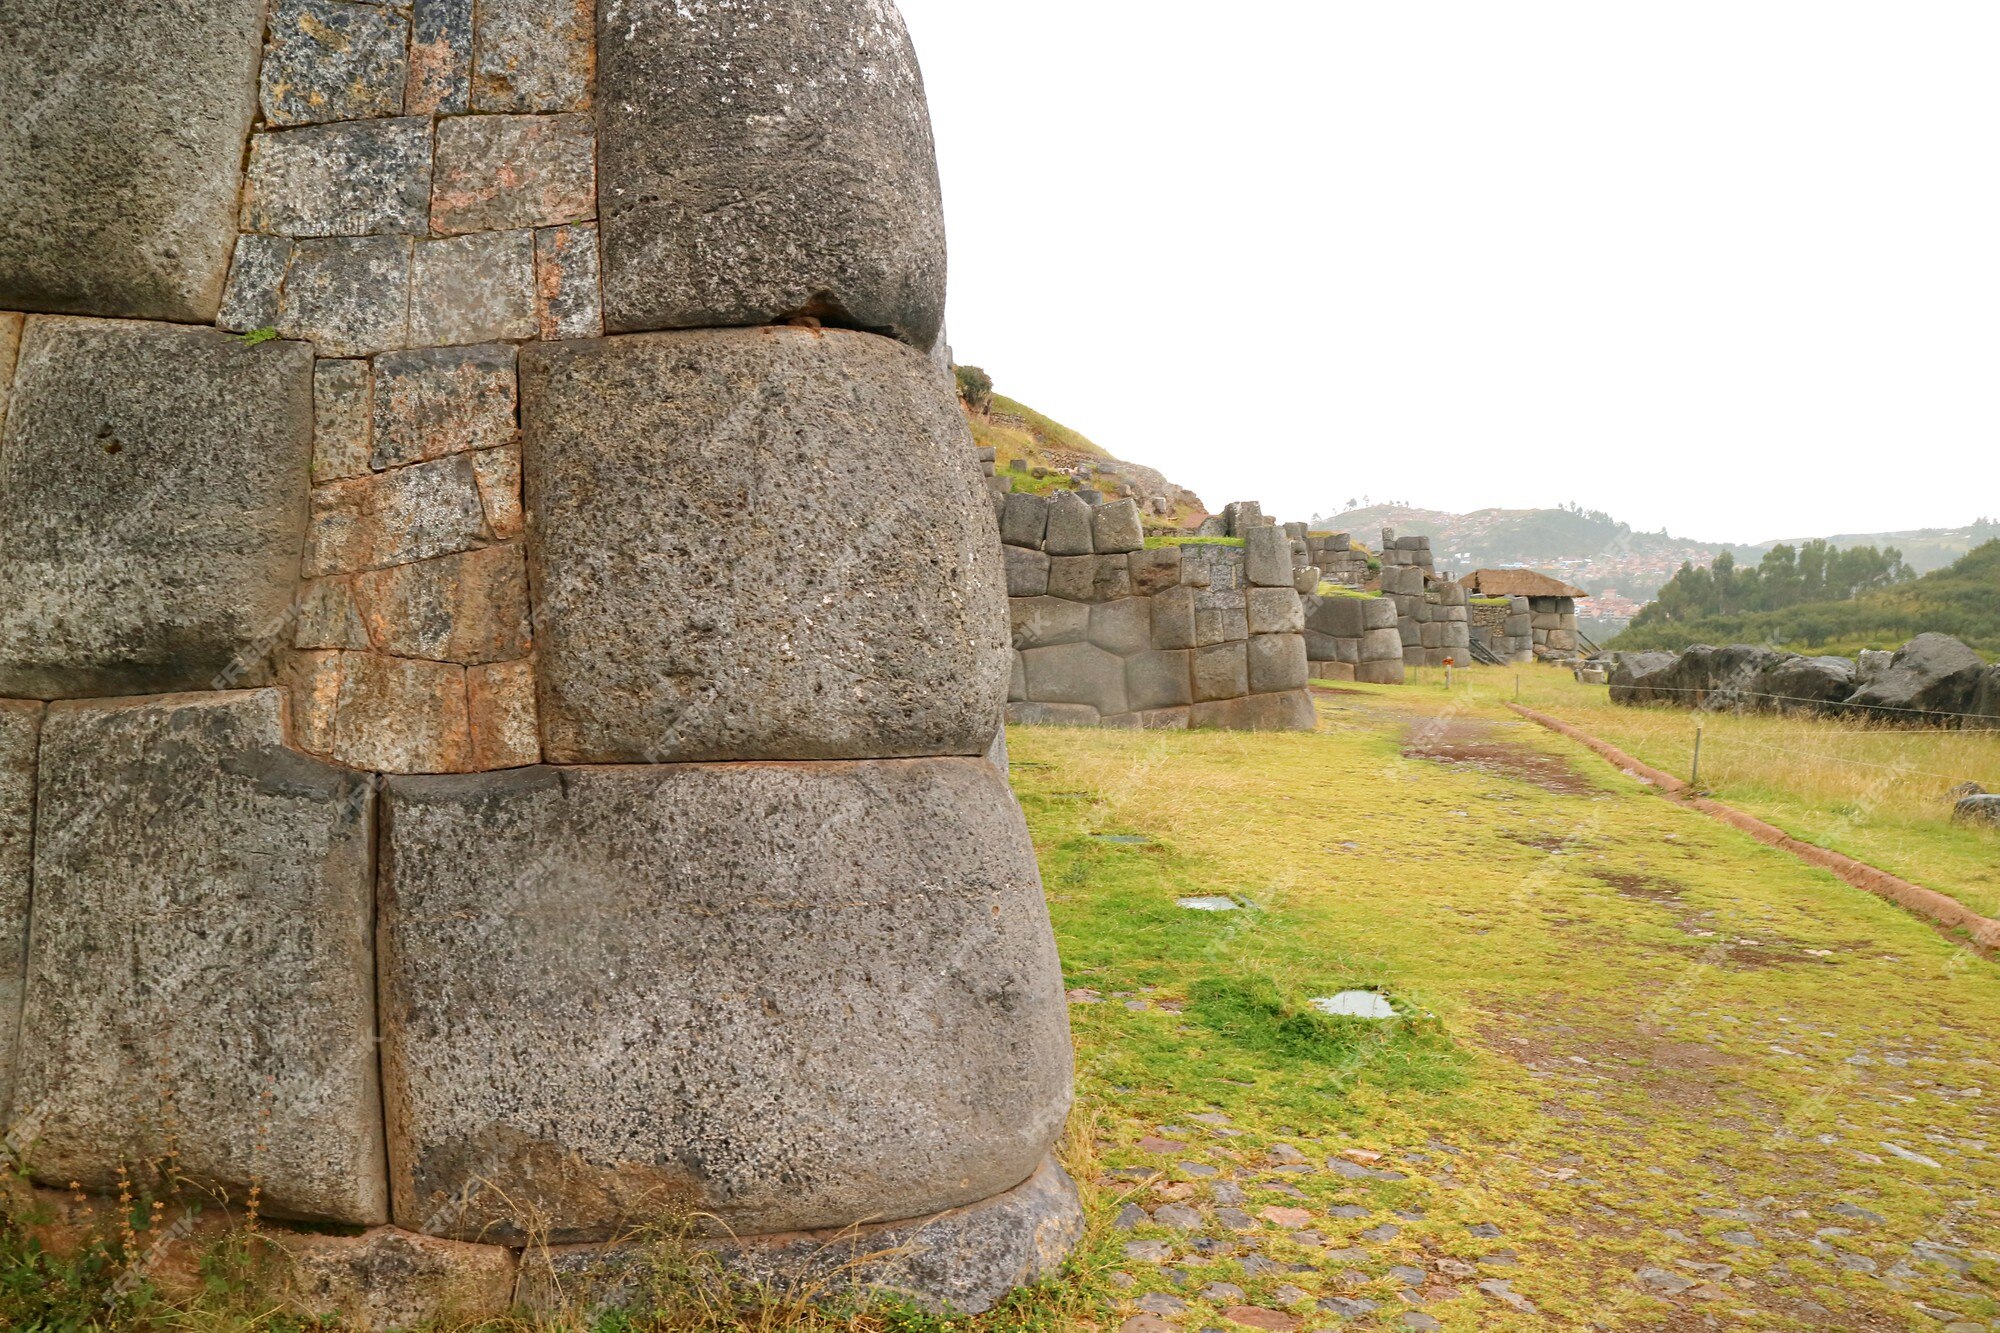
[1458, 570, 1591, 661]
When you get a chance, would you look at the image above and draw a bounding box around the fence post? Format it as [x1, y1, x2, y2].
[1691, 722, 1704, 790]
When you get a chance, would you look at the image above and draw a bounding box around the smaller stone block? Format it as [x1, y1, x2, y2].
[468, 658, 541, 770]
[1091, 498, 1144, 554]
[313, 359, 375, 482]
[1000, 493, 1048, 549]
[473, 0, 595, 112]
[472, 447, 525, 539]
[244, 119, 434, 237]
[1135, 706, 1191, 730]
[1244, 525, 1292, 587]
[280, 236, 414, 357]
[1365, 597, 1400, 630]
[327, 651, 473, 773]
[1190, 691, 1317, 732]
[1007, 701, 1098, 727]
[295, 578, 372, 651]
[1129, 546, 1183, 597]
[1091, 555, 1133, 602]
[1022, 643, 1128, 717]
[1193, 642, 1249, 703]
[1150, 586, 1197, 651]
[1356, 659, 1405, 685]
[1249, 634, 1309, 694]
[218, 235, 293, 331]
[432, 113, 595, 235]
[1089, 598, 1152, 656]
[1008, 652, 1026, 703]
[1294, 565, 1322, 595]
[1361, 627, 1404, 663]
[1315, 661, 1357, 683]
[1125, 650, 1193, 712]
[1247, 587, 1305, 636]
[1193, 588, 1249, 648]
[536, 224, 604, 339]
[408, 0, 475, 114]
[1004, 547, 1050, 598]
[262, 0, 410, 127]
[371, 344, 519, 470]
[352, 545, 532, 664]
[305, 454, 492, 576]
[1044, 493, 1094, 556]
[278, 1228, 518, 1330]
[1045, 555, 1095, 603]
[1010, 597, 1089, 650]
[410, 232, 538, 345]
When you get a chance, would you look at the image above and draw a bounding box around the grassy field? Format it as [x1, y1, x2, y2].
[1496, 667, 2000, 923]
[7, 670, 1998, 1331]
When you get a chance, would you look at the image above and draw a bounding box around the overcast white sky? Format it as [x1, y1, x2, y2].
[897, 1, 2000, 545]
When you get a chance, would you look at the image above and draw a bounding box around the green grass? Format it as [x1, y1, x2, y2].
[1142, 535, 1243, 550]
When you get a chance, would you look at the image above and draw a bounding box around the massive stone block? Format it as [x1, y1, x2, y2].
[0, 320, 315, 699]
[0, 701, 38, 1121]
[1011, 596, 1089, 650]
[596, 0, 947, 349]
[522, 328, 1008, 763]
[378, 759, 1071, 1243]
[1021, 643, 1128, 717]
[0, 1, 267, 322]
[15, 691, 384, 1225]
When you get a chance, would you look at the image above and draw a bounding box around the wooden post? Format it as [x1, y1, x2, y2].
[1691, 722, 1705, 790]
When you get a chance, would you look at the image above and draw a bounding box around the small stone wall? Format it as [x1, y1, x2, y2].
[1374, 531, 1471, 667]
[1306, 531, 1374, 587]
[1000, 493, 1316, 731]
[1472, 596, 1535, 663]
[1302, 592, 1405, 683]
[1530, 596, 1581, 657]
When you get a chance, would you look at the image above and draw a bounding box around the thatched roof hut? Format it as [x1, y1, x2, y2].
[1458, 569, 1589, 599]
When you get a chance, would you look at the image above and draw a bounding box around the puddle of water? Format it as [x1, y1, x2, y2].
[1313, 991, 1397, 1019]
[1177, 896, 1241, 912]
[1093, 834, 1153, 846]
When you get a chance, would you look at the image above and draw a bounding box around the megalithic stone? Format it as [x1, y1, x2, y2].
[596, 0, 948, 349]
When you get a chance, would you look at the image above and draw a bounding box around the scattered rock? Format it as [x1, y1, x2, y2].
[1125, 1241, 1173, 1264]
[1154, 1205, 1204, 1232]
[1137, 1292, 1190, 1316]
[1635, 1267, 1697, 1295]
[1201, 1283, 1246, 1304]
[1261, 1206, 1313, 1228]
[1361, 1224, 1401, 1243]
[1116, 1205, 1150, 1230]
[1477, 1278, 1536, 1313]
[1219, 1307, 1299, 1332]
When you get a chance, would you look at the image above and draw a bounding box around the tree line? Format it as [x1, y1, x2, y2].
[1630, 540, 1915, 628]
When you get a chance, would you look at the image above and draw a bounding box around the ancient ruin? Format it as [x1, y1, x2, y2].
[1608, 633, 2000, 727]
[0, 0, 1078, 1321]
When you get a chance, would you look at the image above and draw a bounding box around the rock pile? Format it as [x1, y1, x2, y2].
[1609, 633, 1999, 727]
[0, 0, 1077, 1322]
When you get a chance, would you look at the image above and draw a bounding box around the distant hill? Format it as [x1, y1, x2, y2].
[1746, 521, 2000, 576]
[1609, 541, 2000, 658]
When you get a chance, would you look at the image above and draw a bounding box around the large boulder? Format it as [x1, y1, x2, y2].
[1845, 633, 1988, 724]
[1760, 655, 1858, 715]
[377, 759, 1071, 1244]
[521, 327, 1008, 763]
[0, 318, 315, 699]
[595, 0, 946, 349]
[14, 691, 384, 1224]
[1977, 665, 2000, 725]
[1608, 652, 1680, 705]
[1699, 645, 1793, 712]
[0, 1, 267, 321]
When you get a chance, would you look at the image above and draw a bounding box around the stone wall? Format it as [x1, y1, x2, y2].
[1374, 531, 1472, 667]
[1306, 530, 1374, 587]
[1302, 591, 1405, 684]
[1471, 596, 1536, 663]
[0, 1, 1077, 1322]
[1529, 596, 1582, 657]
[999, 493, 1317, 730]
